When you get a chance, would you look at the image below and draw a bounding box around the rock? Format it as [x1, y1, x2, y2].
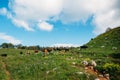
[94, 78, 100, 80]
[76, 72, 83, 74]
[72, 62, 76, 65]
[46, 71, 50, 74]
[98, 74, 104, 77]
[82, 60, 88, 66]
[104, 74, 109, 77]
[85, 67, 88, 70]
[53, 68, 57, 71]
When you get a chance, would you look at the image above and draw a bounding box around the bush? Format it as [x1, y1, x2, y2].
[95, 65, 104, 73]
[103, 63, 120, 73]
[95, 63, 120, 80]
[109, 53, 120, 59]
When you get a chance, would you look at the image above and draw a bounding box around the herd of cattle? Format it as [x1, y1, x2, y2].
[0, 47, 72, 57]
[0, 45, 89, 57]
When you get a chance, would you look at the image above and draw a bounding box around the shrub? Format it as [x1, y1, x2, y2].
[96, 63, 120, 80]
[109, 53, 120, 59]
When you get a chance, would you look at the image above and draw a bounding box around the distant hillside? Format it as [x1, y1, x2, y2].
[86, 27, 120, 51]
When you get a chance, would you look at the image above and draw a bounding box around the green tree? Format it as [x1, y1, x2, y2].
[15, 44, 22, 49]
[8, 43, 14, 48]
[1, 43, 9, 48]
[1, 43, 14, 48]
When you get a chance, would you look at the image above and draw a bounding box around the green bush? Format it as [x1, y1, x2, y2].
[109, 53, 120, 59]
[95, 63, 120, 80]
[103, 63, 120, 80]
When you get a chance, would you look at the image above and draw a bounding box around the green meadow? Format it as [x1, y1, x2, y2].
[0, 48, 120, 80]
[0, 48, 96, 80]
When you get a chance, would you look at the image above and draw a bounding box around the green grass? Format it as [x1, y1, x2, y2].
[0, 45, 119, 80]
[86, 27, 120, 52]
[0, 49, 96, 80]
[0, 58, 6, 80]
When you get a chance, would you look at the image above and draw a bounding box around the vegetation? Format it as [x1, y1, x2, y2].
[0, 27, 120, 80]
[86, 27, 120, 52]
[81, 27, 120, 80]
[95, 63, 120, 80]
[0, 49, 96, 80]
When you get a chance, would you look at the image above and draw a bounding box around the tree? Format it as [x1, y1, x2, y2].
[1, 43, 14, 48]
[27, 45, 40, 50]
[8, 43, 14, 48]
[15, 44, 22, 49]
[1, 43, 9, 48]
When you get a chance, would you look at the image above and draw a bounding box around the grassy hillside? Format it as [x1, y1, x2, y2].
[86, 27, 120, 53]
[0, 49, 96, 80]
[0, 27, 120, 80]
[79, 27, 120, 80]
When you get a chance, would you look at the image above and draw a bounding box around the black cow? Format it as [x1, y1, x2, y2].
[20, 51, 23, 54]
[1, 54, 7, 57]
[80, 45, 88, 49]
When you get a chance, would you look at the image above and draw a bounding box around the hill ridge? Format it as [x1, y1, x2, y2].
[86, 27, 120, 51]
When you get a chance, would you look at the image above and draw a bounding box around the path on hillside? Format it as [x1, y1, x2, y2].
[73, 64, 108, 80]
[85, 67, 108, 80]
[1, 60, 12, 80]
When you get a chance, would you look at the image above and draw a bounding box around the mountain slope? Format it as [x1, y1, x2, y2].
[86, 27, 120, 51]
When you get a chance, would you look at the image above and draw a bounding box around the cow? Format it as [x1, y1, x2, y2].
[80, 45, 88, 49]
[44, 49, 48, 56]
[34, 50, 39, 54]
[1, 54, 7, 57]
[20, 51, 23, 54]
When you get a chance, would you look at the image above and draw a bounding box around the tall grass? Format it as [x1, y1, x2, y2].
[0, 49, 96, 80]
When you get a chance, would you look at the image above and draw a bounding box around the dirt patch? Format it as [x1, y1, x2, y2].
[85, 66, 108, 80]
[1, 61, 12, 80]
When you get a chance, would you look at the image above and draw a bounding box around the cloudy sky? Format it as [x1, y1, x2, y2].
[0, 0, 120, 47]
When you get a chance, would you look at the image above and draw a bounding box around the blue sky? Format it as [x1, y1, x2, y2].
[0, 0, 120, 47]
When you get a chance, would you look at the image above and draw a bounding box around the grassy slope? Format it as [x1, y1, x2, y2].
[85, 27, 120, 54]
[79, 27, 120, 80]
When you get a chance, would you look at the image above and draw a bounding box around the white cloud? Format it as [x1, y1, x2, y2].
[93, 10, 120, 34]
[51, 43, 80, 47]
[92, 0, 120, 34]
[8, 0, 63, 31]
[38, 21, 53, 31]
[0, 8, 7, 15]
[0, 8, 34, 31]
[60, 0, 120, 34]
[0, 0, 120, 34]
[12, 19, 34, 31]
[0, 33, 21, 45]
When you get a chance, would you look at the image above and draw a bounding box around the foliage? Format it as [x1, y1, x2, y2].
[86, 27, 120, 53]
[0, 47, 119, 80]
[95, 63, 120, 80]
[109, 53, 120, 59]
[103, 63, 120, 80]
[0, 43, 14, 48]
